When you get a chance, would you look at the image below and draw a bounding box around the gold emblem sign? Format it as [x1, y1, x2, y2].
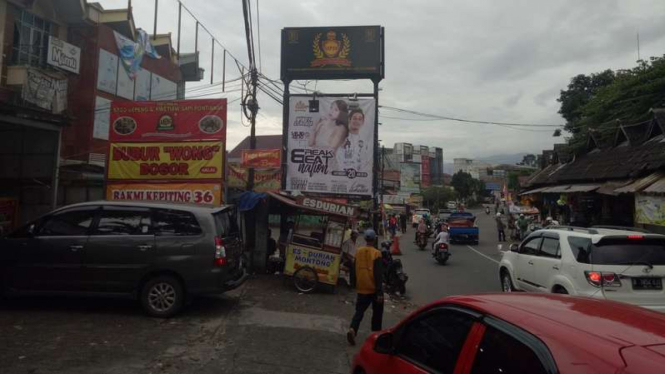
[311, 31, 351, 67]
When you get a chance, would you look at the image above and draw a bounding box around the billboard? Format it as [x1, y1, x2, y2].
[241, 149, 281, 168]
[107, 182, 222, 205]
[281, 26, 383, 80]
[285, 96, 375, 196]
[107, 141, 223, 180]
[400, 163, 421, 194]
[109, 100, 227, 142]
[106, 99, 227, 205]
[227, 164, 281, 192]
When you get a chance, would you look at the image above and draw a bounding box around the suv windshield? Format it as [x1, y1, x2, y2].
[569, 237, 665, 265]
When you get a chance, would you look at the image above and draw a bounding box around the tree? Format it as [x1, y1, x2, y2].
[558, 56, 665, 150]
[557, 70, 615, 134]
[421, 186, 458, 212]
[451, 171, 478, 199]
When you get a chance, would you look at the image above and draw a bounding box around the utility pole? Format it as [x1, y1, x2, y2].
[242, 0, 259, 190]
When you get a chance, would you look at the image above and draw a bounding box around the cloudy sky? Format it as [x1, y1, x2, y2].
[98, 0, 664, 161]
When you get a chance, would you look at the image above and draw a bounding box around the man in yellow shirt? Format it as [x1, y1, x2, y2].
[347, 229, 384, 346]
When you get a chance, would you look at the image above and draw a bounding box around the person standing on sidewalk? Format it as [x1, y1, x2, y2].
[347, 229, 384, 346]
[495, 213, 506, 242]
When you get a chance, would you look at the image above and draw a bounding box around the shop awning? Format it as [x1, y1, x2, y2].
[538, 184, 600, 194]
[643, 176, 665, 194]
[267, 192, 355, 218]
[596, 180, 633, 196]
[565, 184, 601, 193]
[519, 187, 549, 196]
[541, 185, 572, 193]
[615, 172, 665, 194]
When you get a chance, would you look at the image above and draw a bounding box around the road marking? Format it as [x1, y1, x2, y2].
[466, 245, 500, 264]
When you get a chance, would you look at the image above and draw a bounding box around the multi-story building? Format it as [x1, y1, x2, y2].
[393, 142, 444, 191]
[0, 0, 201, 227]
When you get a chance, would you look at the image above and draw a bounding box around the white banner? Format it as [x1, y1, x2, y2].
[22, 69, 67, 113]
[47, 36, 81, 74]
[286, 97, 375, 196]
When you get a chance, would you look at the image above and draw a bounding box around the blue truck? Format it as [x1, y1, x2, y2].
[447, 212, 479, 244]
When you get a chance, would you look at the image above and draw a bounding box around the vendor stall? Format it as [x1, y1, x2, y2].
[268, 192, 358, 293]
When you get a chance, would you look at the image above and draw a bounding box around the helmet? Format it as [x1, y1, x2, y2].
[546, 216, 553, 221]
[364, 229, 377, 241]
[520, 214, 524, 217]
[496, 213, 502, 217]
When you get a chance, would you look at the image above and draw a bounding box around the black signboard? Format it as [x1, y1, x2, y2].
[281, 26, 384, 81]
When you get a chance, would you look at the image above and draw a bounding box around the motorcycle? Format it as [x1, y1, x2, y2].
[416, 232, 428, 251]
[432, 242, 451, 265]
[380, 241, 408, 295]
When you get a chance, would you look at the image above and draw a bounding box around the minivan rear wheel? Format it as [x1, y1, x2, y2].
[141, 276, 184, 318]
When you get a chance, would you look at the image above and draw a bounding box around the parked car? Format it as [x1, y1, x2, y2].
[499, 226, 665, 312]
[0, 201, 248, 317]
[352, 293, 665, 374]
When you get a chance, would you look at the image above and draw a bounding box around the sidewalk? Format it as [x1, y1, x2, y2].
[151, 275, 417, 374]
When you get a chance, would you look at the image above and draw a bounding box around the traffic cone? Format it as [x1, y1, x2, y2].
[391, 234, 402, 255]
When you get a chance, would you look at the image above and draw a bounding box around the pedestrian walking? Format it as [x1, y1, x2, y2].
[517, 214, 529, 240]
[347, 229, 384, 346]
[399, 213, 407, 234]
[495, 213, 506, 242]
[388, 214, 397, 237]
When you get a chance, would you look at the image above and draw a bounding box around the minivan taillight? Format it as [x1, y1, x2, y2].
[585, 271, 621, 288]
[214, 236, 227, 266]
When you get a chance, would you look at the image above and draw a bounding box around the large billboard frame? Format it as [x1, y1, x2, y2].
[281, 26, 385, 81]
[280, 25, 384, 229]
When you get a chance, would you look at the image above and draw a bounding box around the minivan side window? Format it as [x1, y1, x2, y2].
[38, 207, 97, 236]
[470, 326, 548, 374]
[396, 309, 475, 374]
[94, 208, 152, 236]
[539, 237, 561, 258]
[153, 209, 202, 236]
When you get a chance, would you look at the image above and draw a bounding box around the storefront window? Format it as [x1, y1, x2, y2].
[10, 5, 53, 67]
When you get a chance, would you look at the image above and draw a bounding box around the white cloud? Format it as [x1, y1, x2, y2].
[95, 0, 665, 160]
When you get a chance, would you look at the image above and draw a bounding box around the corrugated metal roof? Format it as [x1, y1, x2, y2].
[643, 176, 665, 194]
[596, 180, 633, 196]
[519, 187, 549, 196]
[539, 184, 600, 193]
[565, 184, 601, 193]
[542, 185, 572, 193]
[615, 172, 665, 194]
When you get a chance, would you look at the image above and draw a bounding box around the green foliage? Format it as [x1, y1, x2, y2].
[451, 171, 482, 199]
[421, 186, 458, 212]
[558, 56, 665, 150]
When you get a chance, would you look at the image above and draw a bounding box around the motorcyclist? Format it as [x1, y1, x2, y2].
[485, 206, 490, 215]
[432, 224, 449, 252]
[415, 219, 428, 244]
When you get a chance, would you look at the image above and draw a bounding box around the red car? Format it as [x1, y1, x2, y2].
[352, 293, 665, 374]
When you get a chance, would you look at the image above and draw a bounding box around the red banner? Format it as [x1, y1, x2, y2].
[109, 99, 227, 142]
[241, 149, 281, 168]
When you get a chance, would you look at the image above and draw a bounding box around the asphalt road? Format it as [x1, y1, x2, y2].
[397, 208, 504, 306]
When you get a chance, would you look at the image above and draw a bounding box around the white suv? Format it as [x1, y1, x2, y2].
[499, 226, 665, 312]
